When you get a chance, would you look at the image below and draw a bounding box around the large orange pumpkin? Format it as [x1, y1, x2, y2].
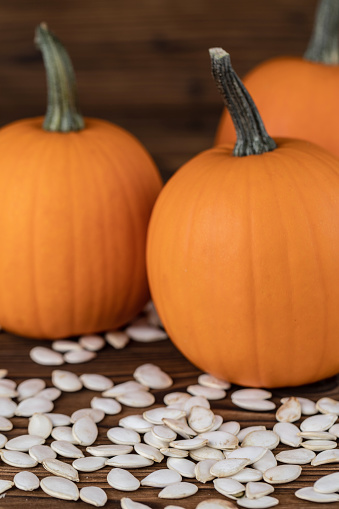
[0, 24, 162, 339]
[215, 0, 339, 157]
[147, 48, 339, 388]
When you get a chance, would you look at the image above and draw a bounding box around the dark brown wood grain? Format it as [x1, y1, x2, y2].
[1, 329, 339, 508]
[0, 0, 319, 180]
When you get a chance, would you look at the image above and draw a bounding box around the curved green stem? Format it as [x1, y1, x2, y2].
[35, 23, 85, 132]
[304, 0, 339, 65]
[210, 48, 276, 157]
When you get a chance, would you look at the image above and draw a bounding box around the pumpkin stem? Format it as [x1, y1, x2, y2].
[304, 0, 339, 65]
[35, 23, 85, 132]
[209, 48, 276, 157]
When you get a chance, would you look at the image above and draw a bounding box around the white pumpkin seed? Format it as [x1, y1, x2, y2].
[144, 407, 185, 425]
[121, 498, 152, 509]
[213, 478, 245, 498]
[231, 398, 276, 412]
[107, 427, 141, 445]
[51, 426, 78, 443]
[73, 456, 106, 472]
[0, 480, 14, 495]
[162, 418, 197, 439]
[252, 451, 277, 473]
[79, 334, 105, 351]
[0, 384, 17, 398]
[230, 468, 263, 483]
[300, 413, 337, 432]
[263, 464, 302, 484]
[87, 444, 133, 457]
[52, 339, 82, 352]
[275, 448, 315, 464]
[52, 370, 83, 392]
[51, 440, 84, 458]
[37, 387, 61, 401]
[275, 397, 301, 423]
[198, 374, 231, 390]
[80, 486, 108, 507]
[103, 381, 147, 398]
[184, 396, 210, 414]
[17, 378, 46, 400]
[187, 385, 226, 400]
[298, 430, 336, 440]
[117, 390, 155, 408]
[245, 481, 274, 500]
[231, 389, 272, 400]
[134, 363, 173, 389]
[119, 414, 153, 433]
[1, 450, 38, 468]
[40, 476, 79, 501]
[5, 434, 44, 451]
[16, 396, 53, 417]
[72, 416, 98, 445]
[0, 379, 16, 389]
[28, 413, 53, 438]
[295, 486, 339, 503]
[195, 499, 236, 509]
[237, 496, 279, 508]
[210, 415, 224, 431]
[43, 457, 79, 481]
[329, 423, 339, 437]
[219, 421, 240, 436]
[71, 408, 105, 424]
[14, 471, 39, 491]
[91, 396, 122, 415]
[281, 396, 317, 415]
[311, 449, 339, 466]
[80, 373, 113, 392]
[30, 346, 64, 366]
[64, 349, 97, 364]
[134, 442, 164, 462]
[314, 472, 339, 493]
[316, 397, 339, 415]
[0, 397, 17, 417]
[227, 447, 267, 465]
[161, 447, 189, 458]
[164, 392, 192, 407]
[0, 416, 12, 431]
[210, 458, 249, 477]
[195, 459, 217, 483]
[237, 426, 267, 443]
[29, 444, 56, 463]
[170, 437, 208, 450]
[188, 406, 215, 433]
[301, 439, 337, 451]
[273, 422, 301, 447]
[45, 413, 71, 426]
[242, 431, 279, 450]
[167, 457, 196, 478]
[0, 433, 7, 448]
[141, 469, 182, 487]
[107, 468, 140, 491]
[144, 431, 168, 449]
[189, 446, 224, 462]
[158, 481, 198, 499]
[152, 425, 177, 442]
[106, 454, 153, 468]
[105, 330, 130, 349]
[126, 324, 168, 342]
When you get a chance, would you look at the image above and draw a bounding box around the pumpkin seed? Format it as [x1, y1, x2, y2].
[73, 456, 106, 472]
[314, 472, 339, 493]
[295, 486, 339, 503]
[281, 396, 317, 416]
[167, 457, 196, 478]
[311, 449, 339, 466]
[51, 440, 84, 458]
[0, 378, 16, 390]
[80, 486, 108, 507]
[316, 397, 339, 415]
[219, 421, 241, 436]
[164, 392, 192, 407]
[275, 397, 301, 423]
[237, 496, 279, 508]
[237, 426, 266, 442]
[72, 415, 98, 445]
[158, 481, 198, 499]
[0, 416, 13, 431]
[45, 413, 71, 426]
[29, 444, 56, 463]
[64, 349, 97, 364]
[107, 468, 140, 491]
[170, 437, 208, 450]
[263, 464, 302, 484]
[198, 374, 231, 390]
[0, 369, 8, 379]
[80, 373, 113, 392]
[40, 476, 79, 501]
[107, 427, 141, 445]
[91, 396, 122, 415]
[106, 454, 154, 468]
[328, 423, 339, 437]
[252, 451, 277, 473]
[134, 363, 173, 389]
[30, 346, 64, 366]
[245, 481, 274, 500]
[43, 457, 79, 481]
[126, 324, 168, 342]
[231, 389, 272, 400]
[161, 447, 189, 458]
[210, 458, 249, 477]
[28, 413, 53, 438]
[14, 471, 39, 491]
[116, 390, 155, 408]
[17, 378, 46, 400]
[300, 413, 337, 432]
[0, 479, 14, 495]
[189, 446, 224, 462]
[213, 478, 245, 498]
[242, 431, 279, 450]
[105, 330, 130, 349]
[119, 414, 153, 433]
[103, 381, 147, 398]
[275, 448, 315, 464]
[37, 387, 61, 401]
[51, 426, 78, 443]
[152, 424, 177, 442]
[0, 384, 17, 398]
[301, 439, 337, 451]
[134, 442, 164, 462]
[210, 415, 224, 431]
[71, 407, 105, 424]
[5, 434, 45, 451]
[52, 370, 83, 392]
[227, 447, 267, 465]
[184, 396, 210, 414]
[79, 334, 105, 351]
[198, 431, 239, 450]
[87, 444, 133, 457]
[0, 397, 17, 417]
[298, 430, 336, 440]
[144, 431, 168, 449]
[162, 418, 197, 439]
[1, 449, 38, 468]
[121, 498, 152, 509]
[141, 469, 182, 487]
[195, 499, 236, 509]
[230, 468, 263, 483]
[195, 459, 217, 483]
[0, 433, 7, 448]
[188, 406, 215, 433]
[16, 396, 54, 417]
[52, 339, 82, 352]
[144, 407, 185, 425]
[231, 398, 276, 412]
[272, 422, 301, 447]
[187, 385, 226, 400]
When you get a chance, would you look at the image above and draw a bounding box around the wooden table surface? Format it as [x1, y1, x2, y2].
[1, 327, 339, 508]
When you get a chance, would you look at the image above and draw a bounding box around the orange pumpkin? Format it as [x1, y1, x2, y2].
[215, 0, 339, 157]
[147, 48, 339, 388]
[0, 24, 162, 339]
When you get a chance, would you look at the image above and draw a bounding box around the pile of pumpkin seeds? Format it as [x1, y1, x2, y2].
[1, 306, 339, 506]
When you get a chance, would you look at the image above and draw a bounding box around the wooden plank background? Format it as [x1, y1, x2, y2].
[0, 0, 318, 180]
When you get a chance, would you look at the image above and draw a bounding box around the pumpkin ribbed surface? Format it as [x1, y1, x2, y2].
[0, 117, 162, 339]
[147, 139, 339, 388]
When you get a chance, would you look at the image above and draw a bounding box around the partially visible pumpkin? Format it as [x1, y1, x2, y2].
[147, 48, 339, 388]
[215, 0, 339, 157]
[0, 24, 162, 339]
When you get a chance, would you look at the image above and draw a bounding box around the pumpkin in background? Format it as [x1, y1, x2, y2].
[147, 48, 339, 388]
[0, 24, 162, 339]
[215, 0, 339, 157]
